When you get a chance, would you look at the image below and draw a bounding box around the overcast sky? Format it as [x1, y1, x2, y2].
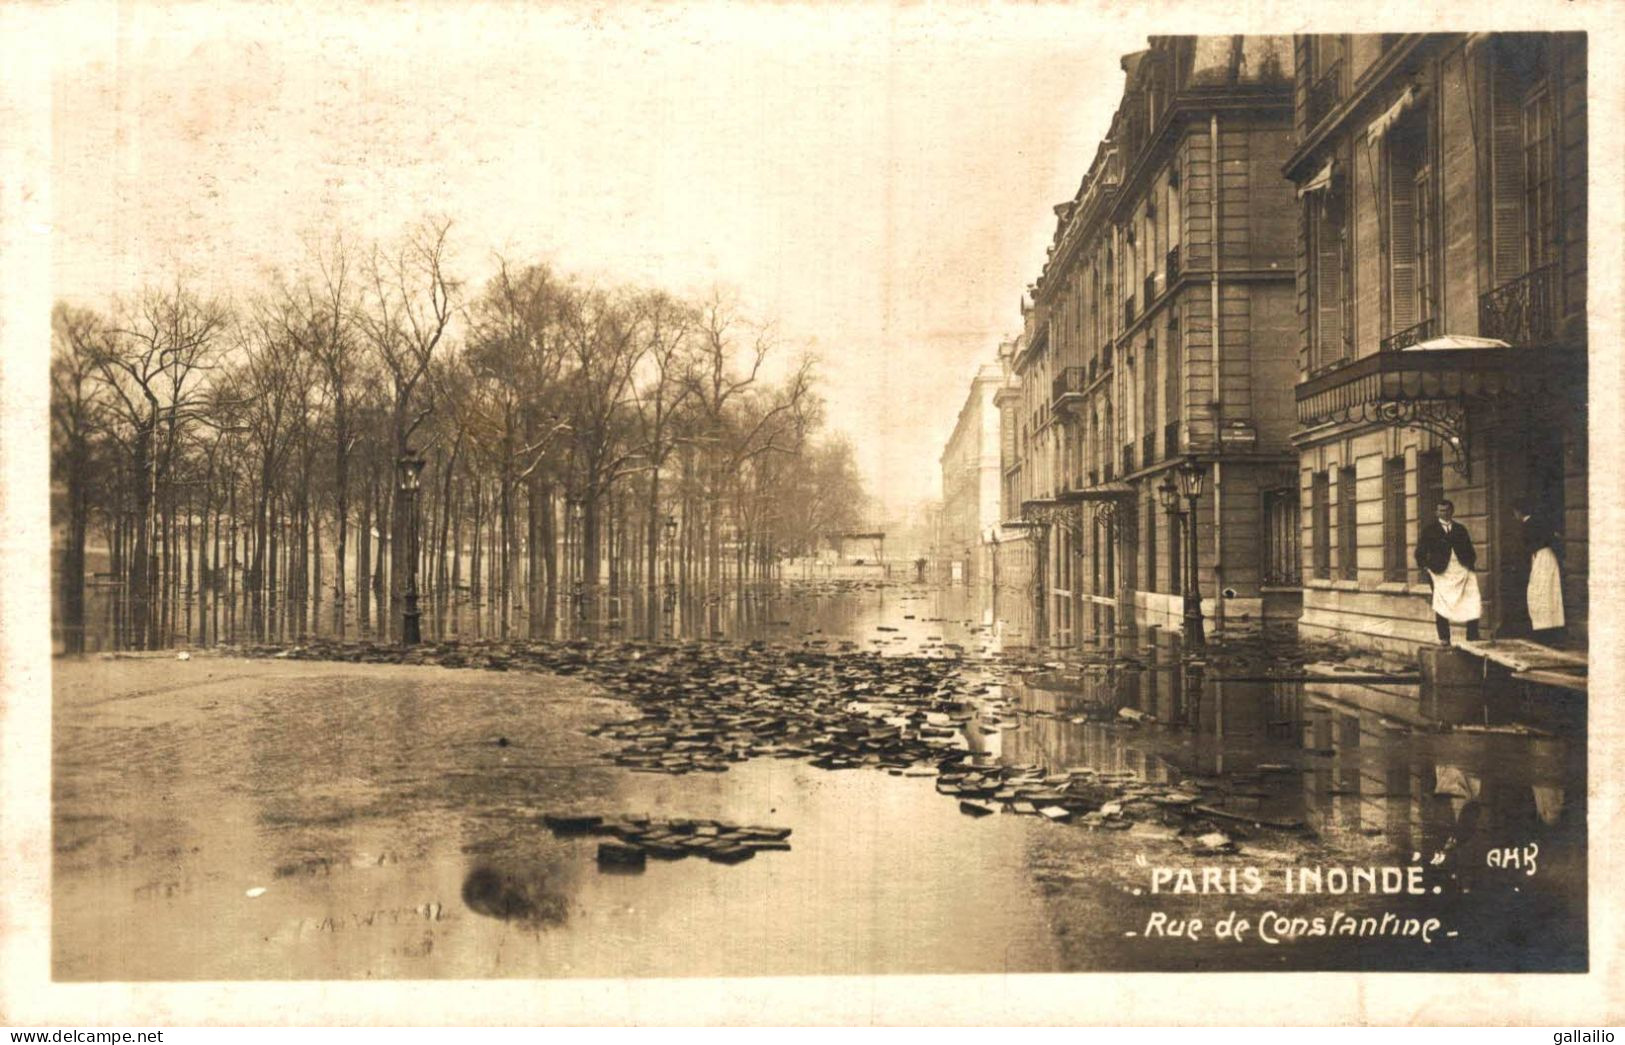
[43, 2, 1149, 513]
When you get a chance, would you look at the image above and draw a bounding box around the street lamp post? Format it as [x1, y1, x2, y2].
[569, 498, 585, 622]
[398, 452, 426, 646]
[1175, 455, 1207, 648]
[663, 513, 678, 612]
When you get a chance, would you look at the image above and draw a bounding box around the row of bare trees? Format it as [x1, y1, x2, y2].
[49, 220, 868, 653]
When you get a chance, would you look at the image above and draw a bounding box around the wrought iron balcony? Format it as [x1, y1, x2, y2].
[1142, 431, 1156, 467]
[1124, 295, 1137, 328]
[1122, 442, 1136, 475]
[1381, 316, 1438, 353]
[1479, 263, 1557, 346]
[1051, 366, 1087, 410]
[1144, 273, 1158, 310]
[1166, 245, 1180, 284]
[1164, 421, 1180, 459]
[1306, 60, 1342, 130]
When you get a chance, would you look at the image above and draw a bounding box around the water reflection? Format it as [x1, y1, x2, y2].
[57, 576, 1587, 976]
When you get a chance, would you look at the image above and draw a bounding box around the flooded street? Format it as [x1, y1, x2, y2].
[54, 583, 1586, 978]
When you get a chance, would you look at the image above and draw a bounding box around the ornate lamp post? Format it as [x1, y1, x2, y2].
[663, 513, 678, 611]
[398, 452, 426, 646]
[1175, 455, 1207, 648]
[569, 498, 585, 621]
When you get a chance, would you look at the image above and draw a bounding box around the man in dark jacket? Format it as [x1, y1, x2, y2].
[1415, 499, 1481, 643]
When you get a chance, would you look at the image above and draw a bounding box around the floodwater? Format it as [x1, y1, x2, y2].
[53, 582, 1586, 978]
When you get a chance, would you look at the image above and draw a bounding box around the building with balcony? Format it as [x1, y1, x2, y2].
[988, 336, 1037, 642]
[939, 363, 1007, 586]
[1286, 33, 1587, 653]
[1010, 34, 1302, 646]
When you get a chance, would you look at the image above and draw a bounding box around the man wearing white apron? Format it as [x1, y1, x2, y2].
[1414, 499, 1481, 644]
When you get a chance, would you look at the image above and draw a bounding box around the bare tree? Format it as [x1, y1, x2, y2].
[356, 219, 458, 637]
[90, 281, 230, 648]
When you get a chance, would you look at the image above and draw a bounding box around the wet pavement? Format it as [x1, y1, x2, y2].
[54, 583, 1586, 978]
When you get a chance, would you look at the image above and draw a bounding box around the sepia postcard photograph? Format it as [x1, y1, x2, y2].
[2, 0, 1622, 1027]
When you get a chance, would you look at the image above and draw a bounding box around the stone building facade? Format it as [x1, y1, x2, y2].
[938, 364, 1007, 586]
[1010, 35, 1303, 646]
[1287, 33, 1588, 653]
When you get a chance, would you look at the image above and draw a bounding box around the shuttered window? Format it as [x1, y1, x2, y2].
[1146, 501, 1158, 593]
[1387, 127, 1420, 335]
[1338, 466, 1358, 581]
[1312, 471, 1331, 580]
[1169, 503, 1182, 596]
[1166, 317, 1181, 430]
[1383, 456, 1407, 581]
[1144, 335, 1158, 440]
[1490, 54, 1529, 286]
[1311, 189, 1347, 369]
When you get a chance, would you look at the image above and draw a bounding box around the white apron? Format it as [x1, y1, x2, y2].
[1428, 549, 1482, 624]
[1527, 547, 1565, 630]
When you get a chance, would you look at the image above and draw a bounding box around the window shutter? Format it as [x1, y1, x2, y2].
[1490, 63, 1527, 287]
[1388, 140, 1419, 334]
[1315, 196, 1345, 360]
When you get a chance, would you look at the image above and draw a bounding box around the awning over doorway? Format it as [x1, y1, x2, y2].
[1294, 344, 1562, 479]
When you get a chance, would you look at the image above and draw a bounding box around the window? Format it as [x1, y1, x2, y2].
[1146, 501, 1158, 593]
[1417, 449, 1444, 521]
[1264, 488, 1302, 587]
[1144, 335, 1159, 443]
[1489, 37, 1554, 287]
[1169, 502, 1182, 596]
[1165, 317, 1181, 445]
[1385, 108, 1434, 340]
[1523, 86, 1556, 271]
[1310, 187, 1349, 369]
[1382, 456, 1407, 581]
[1338, 465, 1358, 581]
[1312, 471, 1331, 579]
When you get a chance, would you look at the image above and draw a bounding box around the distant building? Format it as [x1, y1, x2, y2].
[1010, 34, 1302, 646]
[1286, 33, 1588, 652]
[938, 364, 1005, 585]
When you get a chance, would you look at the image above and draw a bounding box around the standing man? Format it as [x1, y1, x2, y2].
[1415, 499, 1482, 644]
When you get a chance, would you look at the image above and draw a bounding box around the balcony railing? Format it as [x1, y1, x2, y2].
[1479, 263, 1558, 346]
[1122, 443, 1136, 475]
[1051, 365, 1087, 409]
[1307, 60, 1342, 130]
[1124, 295, 1137, 328]
[1144, 273, 1158, 309]
[1380, 316, 1438, 353]
[1166, 245, 1180, 284]
[1141, 431, 1156, 467]
[1164, 421, 1180, 459]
